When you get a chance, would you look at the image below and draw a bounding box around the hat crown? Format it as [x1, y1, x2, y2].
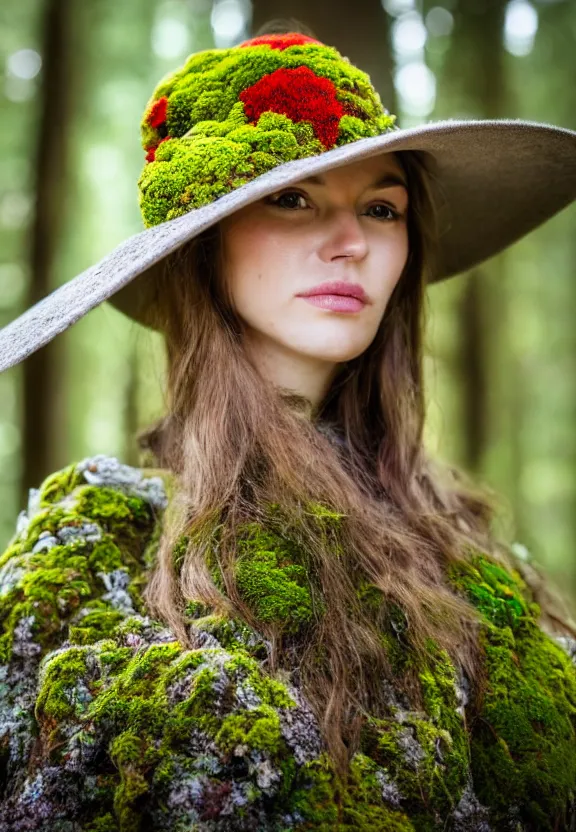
[138, 33, 398, 228]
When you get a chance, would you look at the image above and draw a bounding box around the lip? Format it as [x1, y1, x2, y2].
[300, 295, 365, 313]
[296, 281, 369, 303]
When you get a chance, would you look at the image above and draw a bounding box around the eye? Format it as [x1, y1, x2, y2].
[365, 203, 402, 221]
[268, 190, 309, 210]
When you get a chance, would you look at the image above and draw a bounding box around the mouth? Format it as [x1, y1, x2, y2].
[299, 294, 366, 313]
[296, 281, 369, 304]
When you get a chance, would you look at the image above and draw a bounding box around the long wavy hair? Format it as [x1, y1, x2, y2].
[139, 143, 576, 783]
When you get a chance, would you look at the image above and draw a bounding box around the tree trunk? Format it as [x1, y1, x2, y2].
[22, 0, 74, 499]
[435, 0, 510, 475]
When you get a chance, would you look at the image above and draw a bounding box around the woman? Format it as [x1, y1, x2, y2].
[1, 24, 576, 831]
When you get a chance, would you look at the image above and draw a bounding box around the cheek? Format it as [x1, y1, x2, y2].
[222, 221, 293, 325]
[223, 219, 303, 302]
[373, 228, 410, 297]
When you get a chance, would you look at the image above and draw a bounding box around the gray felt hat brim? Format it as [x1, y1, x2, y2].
[1, 117, 576, 374]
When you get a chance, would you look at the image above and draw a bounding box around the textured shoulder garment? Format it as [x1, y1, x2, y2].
[0, 454, 575, 831]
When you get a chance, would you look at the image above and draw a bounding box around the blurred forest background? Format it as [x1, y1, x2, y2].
[0, 0, 575, 602]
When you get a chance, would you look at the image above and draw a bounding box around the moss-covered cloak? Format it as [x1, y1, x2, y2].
[0, 455, 574, 831]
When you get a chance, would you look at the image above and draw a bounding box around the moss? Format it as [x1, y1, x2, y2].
[287, 751, 415, 830]
[448, 554, 576, 829]
[447, 553, 535, 631]
[88, 539, 125, 574]
[69, 603, 125, 645]
[24, 506, 76, 551]
[172, 534, 190, 573]
[357, 580, 384, 616]
[0, 541, 21, 570]
[223, 649, 296, 710]
[33, 636, 302, 826]
[139, 42, 396, 227]
[38, 462, 84, 506]
[74, 486, 154, 554]
[234, 521, 318, 634]
[8, 461, 576, 827]
[359, 714, 467, 823]
[83, 814, 119, 832]
[190, 612, 269, 659]
[215, 705, 283, 754]
[352, 635, 472, 825]
[0, 543, 93, 661]
[468, 620, 576, 829]
[84, 812, 119, 832]
[35, 646, 90, 724]
[0, 461, 163, 664]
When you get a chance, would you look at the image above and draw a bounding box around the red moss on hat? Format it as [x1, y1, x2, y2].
[145, 136, 170, 163]
[239, 65, 344, 149]
[148, 96, 168, 129]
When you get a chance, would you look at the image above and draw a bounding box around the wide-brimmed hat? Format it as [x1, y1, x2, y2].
[1, 31, 575, 374]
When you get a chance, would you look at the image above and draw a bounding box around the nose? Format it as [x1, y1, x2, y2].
[317, 208, 369, 263]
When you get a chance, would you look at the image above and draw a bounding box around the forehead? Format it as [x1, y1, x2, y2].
[300, 153, 407, 190]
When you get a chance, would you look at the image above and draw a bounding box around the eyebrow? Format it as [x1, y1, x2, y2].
[300, 172, 408, 190]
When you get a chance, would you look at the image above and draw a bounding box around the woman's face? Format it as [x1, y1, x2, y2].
[219, 152, 410, 404]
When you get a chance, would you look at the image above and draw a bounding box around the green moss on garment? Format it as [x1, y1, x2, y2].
[418, 639, 466, 737]
[36, 646, 90, 724]
[88, 539, 125, 573]
[222, 649, 296, 710]
[448, 553, 576, 829]
[357, 580, 384, 615]
[109, 731, 149, 802]
[172, 533, 190, 572]
[83, 813, 118, 832]
[74, 486, 154, 552]
[375, 603, 412, 679]
[69, 603, 125, 645]
[359, 708, 469, 822]
[234, 520, 318, 634]
[0, 463, 161, 665]
[348, 631, 472, 825]
[178, 503, 342, 640]
[33, 636, 301, 828]
[215, 705, 283, 754]
[189, 612, 269, 659]
[287, 751, 414, 830]
[304, 500, 347, 559]
[0, 541, 20, 571]
[83, 817, 117, 832]
[0, 544, 93, 662]
[184, 599, 213, 619]
[447, 553, 535, 631]
[469, 620, 576, 829]
[1, 538, 134, 662]
[23, 506, 75, 551]
[38, 462, 84, 506]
